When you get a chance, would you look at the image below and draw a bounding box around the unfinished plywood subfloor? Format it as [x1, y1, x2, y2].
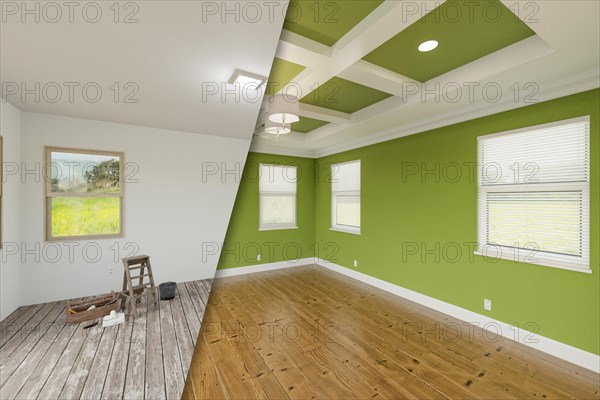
[183, 265, 600, 400]
[0, 280, 211, 400]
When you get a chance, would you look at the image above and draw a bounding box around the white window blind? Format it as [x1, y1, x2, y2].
[259, 164, 297, 230]
[331, 160, 361, 234]
[477, 117, 590, 272]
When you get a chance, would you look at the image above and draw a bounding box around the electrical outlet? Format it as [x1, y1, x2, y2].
[484, 299, 492, 311]
[108, 266, 114, 275]
[353, 260, 358, 268]
[257, 254, 261, 261]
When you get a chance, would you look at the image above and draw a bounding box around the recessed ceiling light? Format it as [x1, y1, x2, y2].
[228, 69, 266, 89]
[418, 40, 438, 52]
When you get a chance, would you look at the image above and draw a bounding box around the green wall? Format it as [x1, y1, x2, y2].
[218, 152, 316, 269]
[315, 89, 599, 355]
[220, 89, 599, 355]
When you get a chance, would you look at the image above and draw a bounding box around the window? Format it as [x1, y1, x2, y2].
[45, 147, 124, 241]
[331, 160, 361, 234]
[259, 164, 297, 230]
[476, 117, 590, 272]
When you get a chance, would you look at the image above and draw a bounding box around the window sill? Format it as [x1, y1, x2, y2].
[330, 226, 361, 235]
[259, 225, 298, 232]
[473, 250, 591, 274]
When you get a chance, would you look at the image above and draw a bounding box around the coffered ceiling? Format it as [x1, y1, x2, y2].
[252, 0, 600, 157]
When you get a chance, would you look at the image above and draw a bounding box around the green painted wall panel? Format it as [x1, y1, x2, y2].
[220, 89, 599, 355]
[315, 89, 599, 355]
[217, 152, 316, 269]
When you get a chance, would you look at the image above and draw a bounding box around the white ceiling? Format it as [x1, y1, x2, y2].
[251, 0, 600, 158]
[1, 1, 288, 140]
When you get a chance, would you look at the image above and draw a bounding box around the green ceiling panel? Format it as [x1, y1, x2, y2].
[363, 0, 536, 82]
[283, 0, 384, 47]
[265, 58, 306, 96]
[300, 77, 392, 114]
[292, 117, 330, 133]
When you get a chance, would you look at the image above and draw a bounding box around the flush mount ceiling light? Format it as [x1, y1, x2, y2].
[418, 40, 438, 52]
[267, 94, 300, 124]
[264, 119, 291, 135]
[228, 69, 267, 89]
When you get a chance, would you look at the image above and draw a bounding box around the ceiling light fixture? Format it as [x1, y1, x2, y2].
[228, 69, 267, 89]
[418, 40, 438, 52]
[264, 119, 291, 135]
[267, 94, 300, 124]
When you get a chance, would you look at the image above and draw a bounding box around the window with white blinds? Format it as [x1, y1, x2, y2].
[477, 116, 590, 272]
[259, 164, 297, 230]
[331, 160, 361, 234]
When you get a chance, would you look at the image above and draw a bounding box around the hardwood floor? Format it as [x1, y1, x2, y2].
[183, 265, 600, 400]
[0, 279, 211, 400]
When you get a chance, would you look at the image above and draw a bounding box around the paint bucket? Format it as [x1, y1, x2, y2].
[159, 282, 177, 300]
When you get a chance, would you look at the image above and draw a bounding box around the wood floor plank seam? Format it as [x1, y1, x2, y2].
[300, 268, 592, 400]
[300, 268, 600, 398]
[0, 279, 211, 400]
[250, 271, 453, 400]
[184, 266, 600, 400]
[281, 271, 491, 399]
[0, 302, 68, 398]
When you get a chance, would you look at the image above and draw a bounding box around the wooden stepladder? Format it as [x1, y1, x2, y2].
[121, 255, 158, 316]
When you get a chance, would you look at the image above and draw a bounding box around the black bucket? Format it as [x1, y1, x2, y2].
[159, 282, 177, 300]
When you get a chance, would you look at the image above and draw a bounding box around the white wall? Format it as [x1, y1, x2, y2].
[16, 112, 250, 305]
[0, 102, 22, 319]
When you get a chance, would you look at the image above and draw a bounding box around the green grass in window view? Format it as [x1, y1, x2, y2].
[51, 197, 120, 237]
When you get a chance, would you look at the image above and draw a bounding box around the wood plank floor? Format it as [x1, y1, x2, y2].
[183, 266, 600, 400]
[0, 280, 211, 400]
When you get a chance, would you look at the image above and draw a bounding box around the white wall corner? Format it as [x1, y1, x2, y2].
[0, 101, 22, 320]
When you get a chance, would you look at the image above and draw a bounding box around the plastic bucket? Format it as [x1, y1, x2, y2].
[159, 282, 177, 300]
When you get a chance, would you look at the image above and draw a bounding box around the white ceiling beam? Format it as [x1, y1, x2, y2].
[299, 103, 351, 124]
[276, 1, 444, 98]
[305, 35, 555, 143]
[275, 30, 331, 67]
[338, 60, 418, 98]
[329, 1, 442, 72]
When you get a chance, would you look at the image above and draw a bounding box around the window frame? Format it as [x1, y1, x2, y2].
[45, 146, 125, 242]
[475, 117, 590, 273]
[330, 160, 361, 235]
[258, 163, 298, 231]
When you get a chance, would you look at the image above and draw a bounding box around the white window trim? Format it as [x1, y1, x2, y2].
[331, 159, 361, 235]
[475, 116, 590, 273]
[45, 146, 124, 242]
[258, 164, 298, 231]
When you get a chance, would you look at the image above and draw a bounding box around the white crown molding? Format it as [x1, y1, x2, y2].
[313, 69, 599, 158]
[214, 258, 600, 373]
[251, 70, 599, 159]
[249, 138, 315, 158]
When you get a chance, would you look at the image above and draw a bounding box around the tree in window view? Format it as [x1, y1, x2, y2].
[84, 159, 120, 193]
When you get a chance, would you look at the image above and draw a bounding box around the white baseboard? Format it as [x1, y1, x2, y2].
[316, 258, 600, 374]
[214, 258, 316, 278]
